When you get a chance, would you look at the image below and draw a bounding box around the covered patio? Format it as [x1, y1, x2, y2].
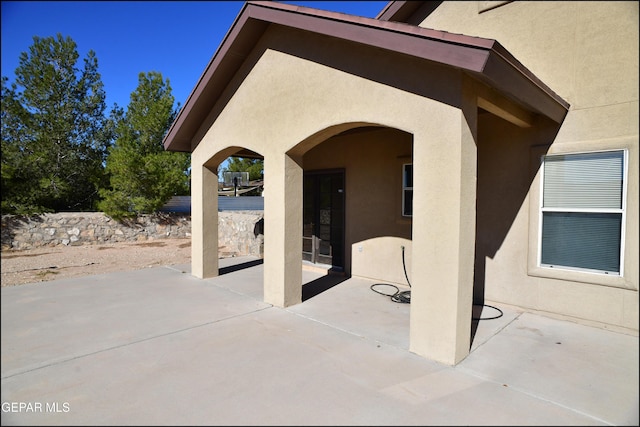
[163, 1, 568, 365]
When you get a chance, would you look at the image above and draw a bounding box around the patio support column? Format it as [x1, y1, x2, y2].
[192, 163, 219, 279]
[263, 153, 303, 307]
[410, 100, 477, 365]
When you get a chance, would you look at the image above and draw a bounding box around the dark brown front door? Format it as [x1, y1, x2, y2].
[302, 170, 345, 269]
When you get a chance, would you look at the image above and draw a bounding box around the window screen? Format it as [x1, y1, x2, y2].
[540, 150, 625, 274]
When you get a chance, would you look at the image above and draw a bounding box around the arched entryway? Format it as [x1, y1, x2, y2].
[298, 125, 413, 282]
[192, 146, 264, 279]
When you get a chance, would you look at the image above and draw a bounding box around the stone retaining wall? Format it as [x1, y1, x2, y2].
[217, 211, 264, 258]
[1, 212, 264, 258]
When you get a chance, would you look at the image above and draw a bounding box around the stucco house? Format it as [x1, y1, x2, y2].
[163, 1, 638, 365]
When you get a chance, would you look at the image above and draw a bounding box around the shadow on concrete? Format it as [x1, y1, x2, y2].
[302, 274, 349, 301]
[219, 258, 264, 275]
[471, 303, 505, 345]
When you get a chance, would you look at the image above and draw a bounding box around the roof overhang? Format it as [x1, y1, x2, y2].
[376, 1, 442, 24]
[164, 0, 569, 153]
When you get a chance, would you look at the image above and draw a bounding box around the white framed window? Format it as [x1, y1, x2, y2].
[538, 149, 627, 275]
[402, 163, 413, 217]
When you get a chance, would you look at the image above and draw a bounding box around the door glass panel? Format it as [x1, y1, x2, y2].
[319, 239, 331, 256]
[303, 177, 314, 238]
[302, 171, 344, 267]
[319, 224, 331, 241]
[320, 209, 331, 225]
[302, 237, 313, 253]
[320, 176, 332, 207]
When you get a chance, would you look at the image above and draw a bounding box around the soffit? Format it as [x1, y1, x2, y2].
[163, 0, 569, 153]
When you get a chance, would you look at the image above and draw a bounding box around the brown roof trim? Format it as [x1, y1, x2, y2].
[164, 0, 569, 152]
[376, 1, 442, 25]
[376, 1, 409, 21]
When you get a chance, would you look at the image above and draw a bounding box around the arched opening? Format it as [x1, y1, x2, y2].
[283, 123, 415, 348]
[298, 124, 413, 281]
[193, 146, 265, 282]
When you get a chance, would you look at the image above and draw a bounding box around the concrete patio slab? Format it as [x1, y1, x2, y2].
[2, 256, 638, 425]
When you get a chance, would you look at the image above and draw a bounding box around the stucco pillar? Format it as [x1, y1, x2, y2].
[192, 163, 219, 279]
[409, 103, 477, 366]
[263, 153, 303, 307]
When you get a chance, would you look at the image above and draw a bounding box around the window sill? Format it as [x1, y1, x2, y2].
[528, 264, 635, 291]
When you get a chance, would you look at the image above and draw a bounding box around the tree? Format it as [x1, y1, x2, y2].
[222, 157, 264, 196]
[224, 157, 263, 181]
[98, 71, 190, 219]
[1, 34, 113, 214]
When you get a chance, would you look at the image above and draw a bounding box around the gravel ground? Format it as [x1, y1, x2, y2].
[1, 238, 192, 287]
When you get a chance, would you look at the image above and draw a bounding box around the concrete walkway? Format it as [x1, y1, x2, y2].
[1, 256, 638, 426]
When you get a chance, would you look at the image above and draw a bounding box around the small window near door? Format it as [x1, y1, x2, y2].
[539, 150, 626, 275]
[402, 163, 413, 217]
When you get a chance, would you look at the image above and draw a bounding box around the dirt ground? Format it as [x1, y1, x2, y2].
[1, 238, 192, 287]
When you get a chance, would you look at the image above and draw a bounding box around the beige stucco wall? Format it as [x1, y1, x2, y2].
[422, 1, 639, 332]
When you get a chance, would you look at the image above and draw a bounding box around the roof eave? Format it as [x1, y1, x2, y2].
[164, 1, 569, 153]
[376, 1, 442, 24]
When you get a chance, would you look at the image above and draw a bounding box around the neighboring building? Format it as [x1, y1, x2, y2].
[163, 1, 638, 365]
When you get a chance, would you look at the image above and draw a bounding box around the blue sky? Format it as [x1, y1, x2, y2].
[1, 1, 389, 112]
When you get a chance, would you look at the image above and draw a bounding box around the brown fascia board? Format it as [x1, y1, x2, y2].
[376, 1, 417, 21]
[163, 0, 569, 153]
[376, 1, 442, 25]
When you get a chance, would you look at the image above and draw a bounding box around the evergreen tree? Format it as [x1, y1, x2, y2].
[1, 34, 113, 214]
[98, 72, 190, 219]
[222, 157, 264, 196]
[224, 157, 264, 181]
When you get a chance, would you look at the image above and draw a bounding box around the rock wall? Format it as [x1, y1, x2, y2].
[1, 212, 264, 258]
[217, 211, 264, 258]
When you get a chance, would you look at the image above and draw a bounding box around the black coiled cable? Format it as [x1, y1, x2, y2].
[370, 246, 412, 303]
[369, 246, 504, 321]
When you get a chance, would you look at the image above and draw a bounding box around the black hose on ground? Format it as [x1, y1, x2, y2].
[369, 245, 504, 321]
